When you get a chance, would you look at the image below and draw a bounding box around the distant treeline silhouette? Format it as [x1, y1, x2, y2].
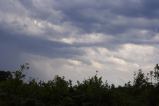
[0, 63, 159, 106]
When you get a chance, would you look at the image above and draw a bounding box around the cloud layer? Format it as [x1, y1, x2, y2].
[0, 0, 159, 85]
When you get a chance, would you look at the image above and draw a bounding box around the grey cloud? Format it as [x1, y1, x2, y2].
[0, 24, 84, 60]
[49, 0, 159, 35]
[19, 0, 64, 24]
[1, 0, 159, 84]
[1, 0, 159, 55]
[10, 0, 159, 39]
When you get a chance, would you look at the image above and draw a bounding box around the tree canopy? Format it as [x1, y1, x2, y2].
[0, 63, 159, 106]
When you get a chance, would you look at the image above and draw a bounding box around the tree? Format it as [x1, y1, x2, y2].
[12, 63, 29, 81]
[0, 71, 12, 81]
[133, 69, 149, 88]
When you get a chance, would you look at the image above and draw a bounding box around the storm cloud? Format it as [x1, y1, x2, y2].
[0, 0, 159, 85]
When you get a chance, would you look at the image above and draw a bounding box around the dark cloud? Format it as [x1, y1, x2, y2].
[49, 0, 159, 35]
[19, 0, 64, 24]
[0, 28, 83, 59]
[0, 0, 159, 84]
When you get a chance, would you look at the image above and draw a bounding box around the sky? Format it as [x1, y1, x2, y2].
[0, 0, 159, 85]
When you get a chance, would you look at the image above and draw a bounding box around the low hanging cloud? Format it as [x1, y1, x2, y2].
[0, 0, 159, 85]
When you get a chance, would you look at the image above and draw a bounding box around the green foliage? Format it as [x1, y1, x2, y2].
[0, 71, 12, 81]
[133, 69, 149, 88]
[12, 63, 29, 80]
[0, 64, 159, 106]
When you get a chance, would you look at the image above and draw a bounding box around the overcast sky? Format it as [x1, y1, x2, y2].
[0, 0, 159, 85]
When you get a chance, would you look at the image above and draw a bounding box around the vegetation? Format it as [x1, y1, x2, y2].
[0, 63, 159, 106]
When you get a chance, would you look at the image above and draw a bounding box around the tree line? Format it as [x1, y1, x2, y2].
[0, 63, 159, 106]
